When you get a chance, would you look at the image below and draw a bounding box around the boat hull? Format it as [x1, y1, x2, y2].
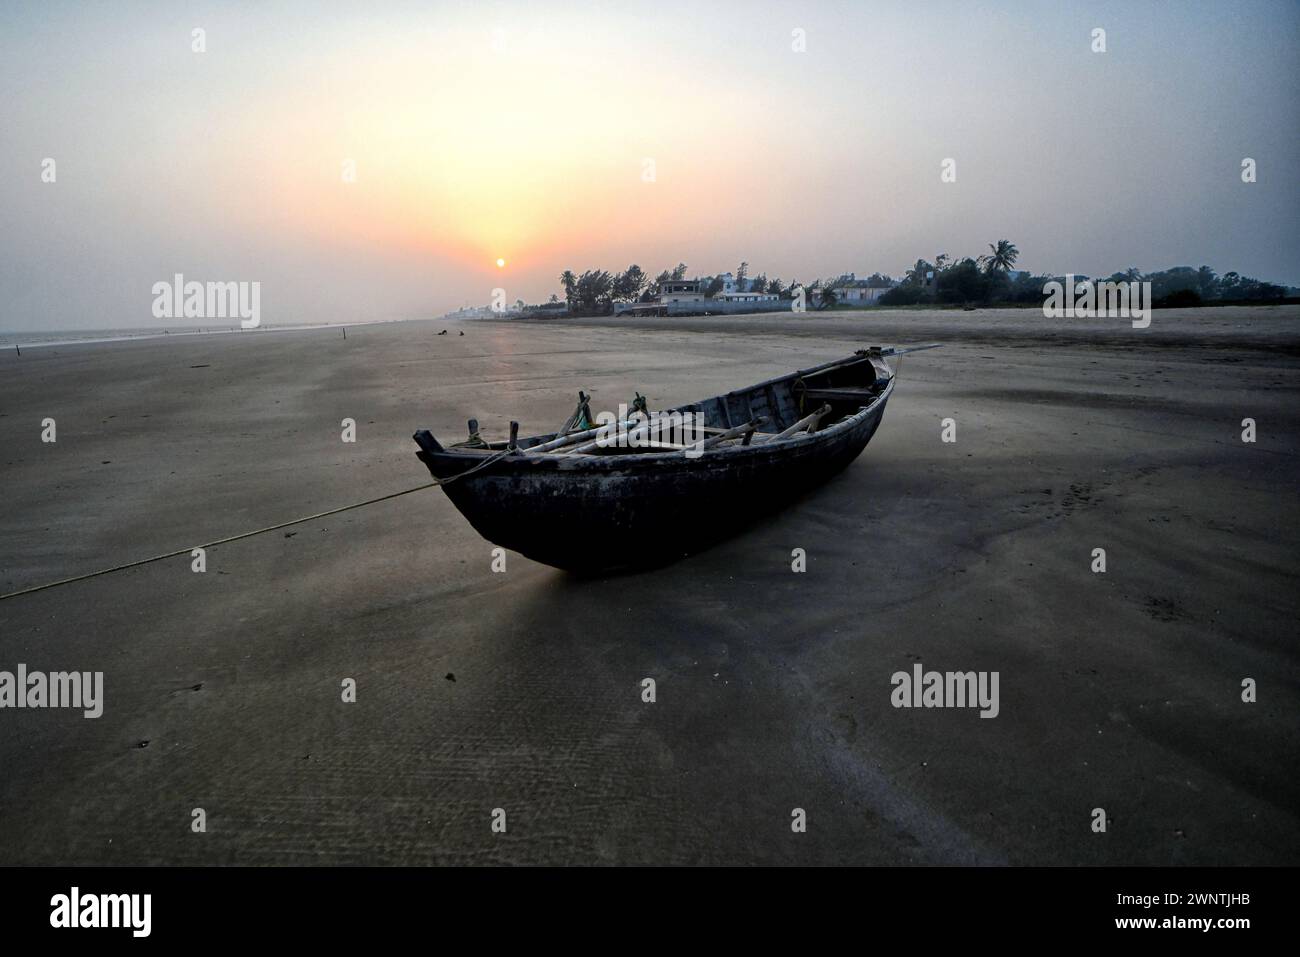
[417, 378, 893, 572]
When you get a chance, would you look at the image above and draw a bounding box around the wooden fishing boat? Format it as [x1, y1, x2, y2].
[413, 345, 938, 572]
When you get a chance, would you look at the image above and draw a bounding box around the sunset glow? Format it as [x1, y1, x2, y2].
[1, 1, 1295, 329]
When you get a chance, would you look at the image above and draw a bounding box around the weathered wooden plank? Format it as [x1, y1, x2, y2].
[773, 404, 832, 440]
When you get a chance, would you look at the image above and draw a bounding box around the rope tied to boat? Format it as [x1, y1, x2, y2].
[0, 447, 516, 602]
[792, 377, 807, 415]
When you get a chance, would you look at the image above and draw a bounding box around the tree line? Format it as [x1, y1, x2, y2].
[881, 241, 1288, 307]
[556, 260, 855, 315]
[554, 242, 1289, 314]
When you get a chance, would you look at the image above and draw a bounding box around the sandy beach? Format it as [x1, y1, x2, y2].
[1, 307, 1297, 865]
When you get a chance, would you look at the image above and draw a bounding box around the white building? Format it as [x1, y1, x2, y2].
[712, 272, 767, 294]
[828, 276, 896, 304]
[706, 272, 734, 294]
[659, 280, 705, 303]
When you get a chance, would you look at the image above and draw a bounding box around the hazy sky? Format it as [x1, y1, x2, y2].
[2, 0, 1297, 330]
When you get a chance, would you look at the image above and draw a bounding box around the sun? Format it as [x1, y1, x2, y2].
[496, 258, 506, 268]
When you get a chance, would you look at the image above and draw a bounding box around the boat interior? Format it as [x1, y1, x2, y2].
[440, 351, 897, 458]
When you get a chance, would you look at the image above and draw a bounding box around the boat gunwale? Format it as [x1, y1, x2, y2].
[424, 376, 894, 472]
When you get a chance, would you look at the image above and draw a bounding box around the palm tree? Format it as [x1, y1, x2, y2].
[905, 259, 933, 285]
[559, 270, 577, 307]
[984, 240, 1019, 274]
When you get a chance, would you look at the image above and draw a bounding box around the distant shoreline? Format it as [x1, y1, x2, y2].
[0, 316, 436, 351]
[473, 300, 1300, 327]
[466, 298, 1300, 324]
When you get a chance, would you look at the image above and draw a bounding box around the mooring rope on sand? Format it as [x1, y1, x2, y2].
[0, 447, 514, 602]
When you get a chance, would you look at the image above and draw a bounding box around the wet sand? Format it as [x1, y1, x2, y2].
[1, 306, 1298, 865]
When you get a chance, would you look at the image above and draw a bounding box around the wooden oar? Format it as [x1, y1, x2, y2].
[557, 411, 703, 455]
[529, 416, 646, 454]
[772, 404, 832, 440]
[528, 417, 742, 456]
[564, 419, 658, 455]
[702, 417, 764, 448]
[880, 343, 942, 357]
[562, 416, 767, 456]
